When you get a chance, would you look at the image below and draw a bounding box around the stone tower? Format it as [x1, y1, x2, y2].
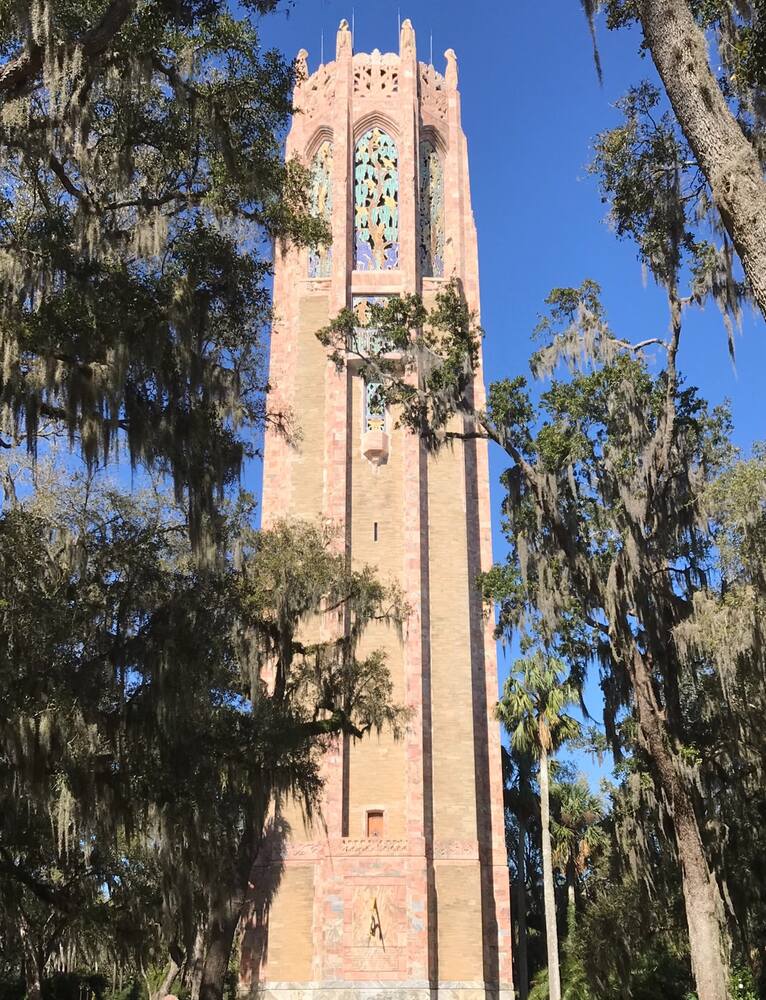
[247, 19, 513, 1000]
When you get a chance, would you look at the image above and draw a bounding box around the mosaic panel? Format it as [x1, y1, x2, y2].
[365, 380, 386, 434]
[351, 295, 392, 355]
[354, 128, 399, 271]
[308, 140, 333, 278]
[418, 139, 445, 277]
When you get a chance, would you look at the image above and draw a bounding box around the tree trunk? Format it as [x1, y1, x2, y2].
[194, 894, 243, 1000]
[566, 862, 576, 943]
[187, 925, 206, 1000]
[631, 648, 729, 1000]
[539, 745, 561, 1000]
[515, 819, 529, 1000]
[18, 916, 44, 1000]
[638, 0, 766, 322]
[191, 814, 267, 1000]
[150, 959, 180, 1000]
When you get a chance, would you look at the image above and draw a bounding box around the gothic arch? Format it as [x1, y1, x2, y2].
[305, 125, 333, 161]
[353, 111, 400, 144]
[354, 126, 399, 271]
[420, 124, 447, 155]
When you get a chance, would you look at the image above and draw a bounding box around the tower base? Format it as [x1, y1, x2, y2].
[249, 983, 514, 1000]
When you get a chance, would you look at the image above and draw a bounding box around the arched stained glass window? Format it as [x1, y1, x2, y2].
[418, 139, 444, 277]
[354, 128, 399, 271]
[308, 140, 333, 278]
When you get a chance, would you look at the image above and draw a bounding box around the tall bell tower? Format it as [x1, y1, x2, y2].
[246, 19, 513, 1000]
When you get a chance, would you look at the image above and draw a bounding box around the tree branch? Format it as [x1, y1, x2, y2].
[0, 853, 78, 915]
[0, 0, 136, 98]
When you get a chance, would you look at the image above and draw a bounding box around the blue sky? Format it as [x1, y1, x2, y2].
[258, 1, 766, 785]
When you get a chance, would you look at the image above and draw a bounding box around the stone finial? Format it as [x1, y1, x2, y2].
[445, 48, 458, 88]
[337, 18, 351, 59]
[295, 48, 308, 84]
[400, 17, 416, 56]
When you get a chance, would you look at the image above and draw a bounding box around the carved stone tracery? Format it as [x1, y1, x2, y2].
[297, 62, 336, 121]
[308, 139, 333, 277]
[418, 139, 445, 277]
[418, 64, 448, 122]
[353, 51, 399, 97]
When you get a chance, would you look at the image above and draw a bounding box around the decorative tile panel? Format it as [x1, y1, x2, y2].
[354, 128, 399, 271]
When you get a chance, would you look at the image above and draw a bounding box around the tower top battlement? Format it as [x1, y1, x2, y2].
[294, 19, 457, 128]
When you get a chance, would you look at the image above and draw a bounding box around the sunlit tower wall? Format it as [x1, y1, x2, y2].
[245, 18, 513, 1000]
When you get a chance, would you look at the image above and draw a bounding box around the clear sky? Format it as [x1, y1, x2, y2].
[258, 0, 766, 783]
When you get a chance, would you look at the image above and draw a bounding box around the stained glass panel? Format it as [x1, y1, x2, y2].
[418, 140, 444, 277]
[308, 140, 333, 278]
[354, 128, 399, 271]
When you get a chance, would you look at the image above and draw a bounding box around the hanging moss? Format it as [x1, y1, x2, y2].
[0, 1, 327, 546]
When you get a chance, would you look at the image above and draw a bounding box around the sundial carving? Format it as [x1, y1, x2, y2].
[348, 884, 405, 974]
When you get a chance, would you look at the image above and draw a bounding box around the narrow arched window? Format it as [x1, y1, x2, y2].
[418, 139, 444, 277]
[308, 140, 333, 278]
[354, 128, 399, 271]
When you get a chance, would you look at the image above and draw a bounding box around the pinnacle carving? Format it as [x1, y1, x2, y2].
[336, 18, 351, 59]
[445, 47, 458, 88]
[295, 48, 308, 85]
[400, 17, 416, 55]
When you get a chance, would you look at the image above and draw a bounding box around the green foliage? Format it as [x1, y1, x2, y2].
[550, 776, 606, 877]
[0, 460, 403, 991]
[0, 0, 326, 544]
[729, 965, 759, 1000]
[529, 955, 592, 1000]
[0, 973, 109, 1000]
[588, 71, 751, 358]
[591, 83, 694, 286]
[326, 269, 764, 993]
[317, 280, 482, 448]
[582, 0, 766, 333]
[498, 654, 581, 756]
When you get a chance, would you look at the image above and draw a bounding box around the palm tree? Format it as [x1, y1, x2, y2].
[551, 776, 606, 940]
[502, 744, 538, 1000]
[497, 654, 580, 1000]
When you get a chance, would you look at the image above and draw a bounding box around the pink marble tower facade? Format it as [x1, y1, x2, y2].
[248, 19, 513, 1000]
